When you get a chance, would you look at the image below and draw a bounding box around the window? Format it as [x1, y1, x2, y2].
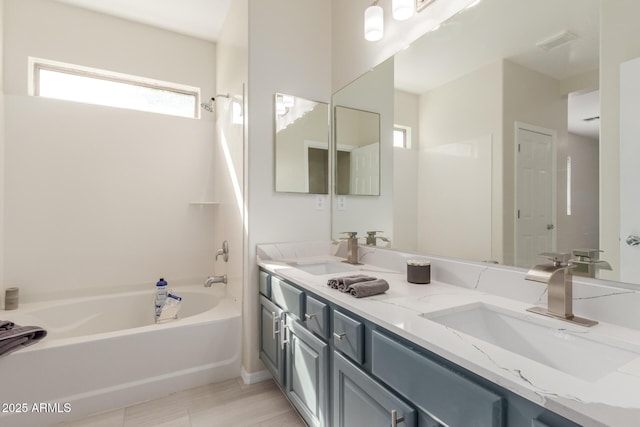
[393, 125, 412, 148]
[30, 57, 200, 119]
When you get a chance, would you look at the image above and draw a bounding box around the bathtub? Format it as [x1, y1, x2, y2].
[0, 284, 241, 427]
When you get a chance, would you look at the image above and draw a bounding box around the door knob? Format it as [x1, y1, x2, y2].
[626, 235, 640, 247]
[546, 224, 555, 230]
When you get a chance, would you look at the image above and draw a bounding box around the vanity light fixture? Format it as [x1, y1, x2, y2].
[392, 0, 414, 20]
[364, 1, 384, 41]
[365, 0, 417, 41]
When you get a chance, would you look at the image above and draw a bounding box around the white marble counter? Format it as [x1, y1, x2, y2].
[257, 241, 640, 427]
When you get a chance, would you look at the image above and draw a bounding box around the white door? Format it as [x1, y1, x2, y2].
[350, 142, 380, 195]
[515, 124, 555, 268]
[620, 57, 640, 284]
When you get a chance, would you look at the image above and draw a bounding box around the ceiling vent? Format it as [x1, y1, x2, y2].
[536, 30, 578, 51]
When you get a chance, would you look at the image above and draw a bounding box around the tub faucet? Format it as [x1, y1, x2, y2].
[341, 232, 363, 265]
[205, 274, 227, 287]
[525, 252, 597, 327]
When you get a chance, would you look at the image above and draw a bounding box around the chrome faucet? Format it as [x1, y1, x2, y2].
[571, 248, 611, 278]
[204, 274, 227, 287]
[341, 232, 363, 265]
[525, 252, 597, 326]
[365, 231, 390, 246]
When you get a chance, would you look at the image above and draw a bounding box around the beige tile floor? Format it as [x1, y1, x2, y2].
[55, 378, 306, 427]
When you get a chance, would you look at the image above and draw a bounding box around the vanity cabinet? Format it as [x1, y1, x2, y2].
[258, 273, 329, 427]
[259, 295, 284, 385]
[259, 269, 582, 427]
[333, 350, 417, 427]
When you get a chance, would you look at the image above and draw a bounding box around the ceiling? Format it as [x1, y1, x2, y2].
[394, 0, 601, 139]
[54, 0, 231, 42]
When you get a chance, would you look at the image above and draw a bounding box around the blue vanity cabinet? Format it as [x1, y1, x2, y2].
[305, 295, 330, 339]
[285, 318, 329, 427]
[259, 272, 329, 426]
[333, 350, 417, 427]
[259, 295, 285, 386]
[371, 330, 504, 427]
[259, 269, 583, 427]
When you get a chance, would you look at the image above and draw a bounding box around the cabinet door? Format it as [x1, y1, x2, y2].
[286, 319, 329, 427]
[333, 351, 417, 427]
[259, 295, 285, 386]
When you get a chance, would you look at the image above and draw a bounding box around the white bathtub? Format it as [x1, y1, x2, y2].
[0, 284, 241, 427]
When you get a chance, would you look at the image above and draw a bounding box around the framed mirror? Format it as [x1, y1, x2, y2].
[331, 0, 640, 284]
[274, 93, 329, 194]
[334, 105, 381, 196]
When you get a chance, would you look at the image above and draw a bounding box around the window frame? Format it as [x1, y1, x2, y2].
[394, 124, 412, 149]
[29, 57, 201, 119]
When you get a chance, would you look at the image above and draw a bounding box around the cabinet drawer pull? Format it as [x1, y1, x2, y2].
[280, 320, 289, 350]
[305, 313, 316, 320]
[272, 312, 280, 339]
[391, 410, 405, 427]
[333, 332, 347, 340]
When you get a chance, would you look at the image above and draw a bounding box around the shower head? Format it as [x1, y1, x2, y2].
[200, 94, 231, 113]
[200, 98, 214, 112]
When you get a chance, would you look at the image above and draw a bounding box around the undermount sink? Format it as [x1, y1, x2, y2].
[288, 261, 359, 276]
[421, 303, 639, 382]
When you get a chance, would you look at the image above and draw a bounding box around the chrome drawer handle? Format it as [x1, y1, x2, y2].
[391, 410, 405, 427]
[272, 312, 280, 339]
[280, 320, 289, 350]
[333, 332, 346, 340]
[305, 313, 316, 320]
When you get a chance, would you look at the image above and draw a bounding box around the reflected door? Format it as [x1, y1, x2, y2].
[515, 125, 555, 268]
[620, 57, 640, 284]
[350, 142, 380, 195]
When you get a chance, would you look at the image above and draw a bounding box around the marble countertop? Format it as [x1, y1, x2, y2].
[257, 243, 640, 427]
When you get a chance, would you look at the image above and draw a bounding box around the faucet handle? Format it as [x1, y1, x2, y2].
[539, 252, 571, 266]
[572, 248, 603, 260]
[341, 232, 358, 238]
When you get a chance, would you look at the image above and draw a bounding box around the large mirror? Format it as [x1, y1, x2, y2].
[334, 106, 381, 196]
[274, 93, 329, 194]
[332, 0, 640, 285]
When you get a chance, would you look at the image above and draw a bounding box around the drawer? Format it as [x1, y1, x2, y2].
[271, 276, 305, 319]
[371, 331, 504, 427]
[259, 270, 270, 297]
[305, 295, 329, 339]
[332, 310, 364, 364]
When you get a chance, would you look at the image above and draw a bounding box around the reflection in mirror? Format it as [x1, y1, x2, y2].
[334, 106, 381, 196]
[274, 93, 329, 194]
[330, 0, 640, 282]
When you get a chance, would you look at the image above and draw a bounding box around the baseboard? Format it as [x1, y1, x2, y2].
[240, 366, 273, 384]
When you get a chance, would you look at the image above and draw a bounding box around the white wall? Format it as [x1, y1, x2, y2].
[393, 90, 419, 251]
[418, 61, 502, 262]
[3, 0, 218, 298]
[332, 58, 394, 241]
[600, 0, 640, 281]
[245, 0, 332, 374]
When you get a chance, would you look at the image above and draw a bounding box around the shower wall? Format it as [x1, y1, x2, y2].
[2, 0, 218, 298]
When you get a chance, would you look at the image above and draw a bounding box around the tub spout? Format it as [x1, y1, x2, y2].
[205, 274, 227, 287]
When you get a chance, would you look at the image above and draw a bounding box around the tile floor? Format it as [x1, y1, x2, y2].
[55, 378, 305, 427]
